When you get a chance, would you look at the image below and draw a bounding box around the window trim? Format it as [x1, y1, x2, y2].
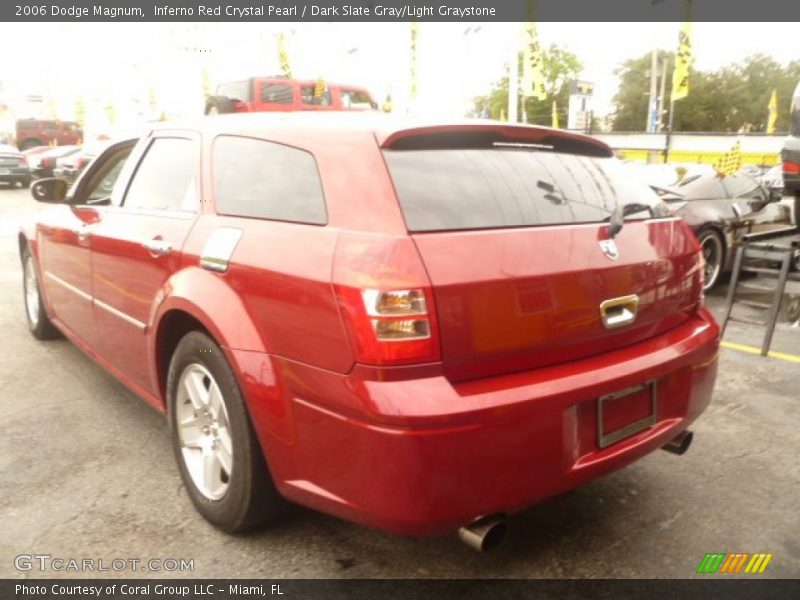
[211, 133, 328, 226]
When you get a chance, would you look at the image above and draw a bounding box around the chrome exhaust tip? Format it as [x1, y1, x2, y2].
[457, 514, 507, 552]
[662, 430, 693, 455]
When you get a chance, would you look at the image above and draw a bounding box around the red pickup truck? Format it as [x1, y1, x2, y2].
[205, 76, 377, 115]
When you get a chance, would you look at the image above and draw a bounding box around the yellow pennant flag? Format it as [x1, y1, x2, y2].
[277, 32, 292, 79]
[767, 89, 778, 134]
[715, 140, 742, 177]
[551, 100, 559, 128]
[671, 21, 692, 102]
[521, 23, 547, 101]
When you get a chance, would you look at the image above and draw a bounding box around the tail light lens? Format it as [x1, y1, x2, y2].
[334, 235, 441, 366]
[76, 158, 89, 170]
[18, 156, 27, 166]
[41, 157, 53, 168]
[783, 160, 800, 174]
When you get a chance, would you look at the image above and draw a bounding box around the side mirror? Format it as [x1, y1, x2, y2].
[31, 178, 68, 204]
[768, 188, 784, 203]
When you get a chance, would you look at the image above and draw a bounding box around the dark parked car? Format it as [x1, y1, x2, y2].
[32, 145, 81, 178]
[53, 144, 108, 183]
[20, 115, 718, 548]
[658, 171, 793, 289]
[0, 144, 31, 188]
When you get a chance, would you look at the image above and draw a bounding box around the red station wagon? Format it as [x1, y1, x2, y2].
[20, 115, 719, 551]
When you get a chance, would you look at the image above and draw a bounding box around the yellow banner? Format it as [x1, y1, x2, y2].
[767, 89, 778, 134]
[277, 32, 292, 79]
[521, 23, 546, 101]
[671, 21, 692, 103]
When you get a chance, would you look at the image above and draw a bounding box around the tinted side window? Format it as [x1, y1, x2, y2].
[260, 83, 293, 105]
[123, 138, 196, 212]
[300, 85, 331, 106]
[383, 149, 661, 232]
[213, 136, 326, 225]
[676, 175, 727, 200]
[85, 147, 133, 203]
[340, 89, 373, 108]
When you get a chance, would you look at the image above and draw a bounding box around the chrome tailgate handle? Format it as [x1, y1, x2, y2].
[143, 238, 173, 257]
[599, 294, 639, 329]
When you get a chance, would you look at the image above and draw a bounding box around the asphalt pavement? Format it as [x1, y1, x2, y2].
[1, 183, 798, 579]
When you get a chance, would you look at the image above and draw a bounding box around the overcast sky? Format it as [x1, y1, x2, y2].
[0, 21, 796, 133]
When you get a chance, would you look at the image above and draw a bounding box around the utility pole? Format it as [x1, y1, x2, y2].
[646, 48, 658, 132]
[657, 57, 668, 131]
[508, 37, 518, 123]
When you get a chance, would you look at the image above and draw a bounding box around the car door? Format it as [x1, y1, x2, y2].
[36, 140, 136, 350]
[88, 131, 201, 394]
[35, 201, 97, 346]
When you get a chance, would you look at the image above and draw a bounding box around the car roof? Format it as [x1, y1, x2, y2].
[246, 77, 371, 89]
[152, 113, 612, 157]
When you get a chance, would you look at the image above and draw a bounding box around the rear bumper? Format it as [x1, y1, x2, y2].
[233, 308, 720, 536]
[0, 168, 30, 182]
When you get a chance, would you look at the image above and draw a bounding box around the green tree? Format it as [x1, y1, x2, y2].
[612, 52, 800, 132]
[471, 44, 582, 128]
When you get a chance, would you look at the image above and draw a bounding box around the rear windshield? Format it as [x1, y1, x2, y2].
[383, 149, 662, 232]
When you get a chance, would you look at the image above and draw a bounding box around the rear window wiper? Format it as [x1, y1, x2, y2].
[606, 202, 671, 238]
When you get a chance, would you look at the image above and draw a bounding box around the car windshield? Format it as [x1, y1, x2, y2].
[665, 174, 727, 200]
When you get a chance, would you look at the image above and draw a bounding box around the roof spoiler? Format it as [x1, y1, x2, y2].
[380, 124, 612, 158]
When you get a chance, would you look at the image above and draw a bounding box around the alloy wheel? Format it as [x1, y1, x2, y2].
[700, 233, 723, 290]
[23, 254, 40, 328]
[176, 363, 233, 500]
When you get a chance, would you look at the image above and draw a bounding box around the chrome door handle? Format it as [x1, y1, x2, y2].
[142, 238, 173, 257]
[599, 294, 639, 329]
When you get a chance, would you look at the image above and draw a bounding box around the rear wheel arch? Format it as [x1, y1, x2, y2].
[154, 309, 213, 407]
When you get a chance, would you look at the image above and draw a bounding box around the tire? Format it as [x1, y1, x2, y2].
[697, 228, 725, 292]
[204, 96, 236, 116]
[167, 331, 285, 532]
[21, 247, 61, 340]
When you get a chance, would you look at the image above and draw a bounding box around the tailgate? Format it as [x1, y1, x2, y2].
[414, 220, 702, 381]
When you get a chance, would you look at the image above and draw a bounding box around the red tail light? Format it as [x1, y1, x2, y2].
[783, 160, 800, 174]
[76, 158, 89, 170]
[333, 234, 441, 366]
[18, 156, 27, 166]
[41, 157, 53, 168]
